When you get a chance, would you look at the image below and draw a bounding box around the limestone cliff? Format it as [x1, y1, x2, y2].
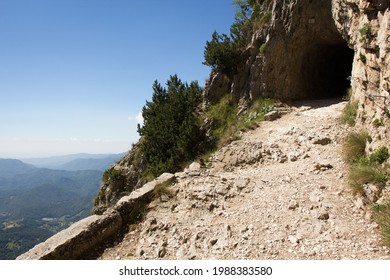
[204, 0, 389, 151]
[333, 0, 389, 151]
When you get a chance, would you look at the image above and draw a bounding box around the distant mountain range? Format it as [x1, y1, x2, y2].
[21, 152, 126, 170]
[0, 152, 126, 259]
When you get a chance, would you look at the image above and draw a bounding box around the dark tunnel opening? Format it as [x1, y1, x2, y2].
[301, 43, 355, 99]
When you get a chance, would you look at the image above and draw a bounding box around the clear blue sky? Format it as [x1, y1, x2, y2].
[0, 0, 235, 158]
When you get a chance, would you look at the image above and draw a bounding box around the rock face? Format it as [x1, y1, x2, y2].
[93, 142, 146, 214]
[204, 0, 389, 147]
[332, 0, 389, 150]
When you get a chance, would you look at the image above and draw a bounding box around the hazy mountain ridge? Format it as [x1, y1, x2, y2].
[0, 154, 124, 259]
[21, 152, 126, 169]
[0, 159, 37, 178]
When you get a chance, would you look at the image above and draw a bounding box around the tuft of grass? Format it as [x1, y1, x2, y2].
[348, 164, 388, 195]
[206, 94, 239, 147]
[359, 53, 367, 64]
[373, 202, 390, 246]
[341, 88, 358, 126]
[342, 131, 389, 195]
[341, 101, 358, 126]
[152, 180, 174, 200]
[342, 131, 370, 163]
[259, 43, 266, 55]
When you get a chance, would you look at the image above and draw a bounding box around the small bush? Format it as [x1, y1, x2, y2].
[342, 131, 370, 163]
[370, 147, 389, 164]
[203, 32, 242, 76]
[373, 118, 384, 127]
[102, 169, 123, 182]
[359, 23, 372, 42]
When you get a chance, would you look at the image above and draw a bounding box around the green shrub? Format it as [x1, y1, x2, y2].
[341, 88, 358, 126]
[373, 118, 384, 127]
[370, 147, 389, 164]
[138, 75, 204, 177]
[242, 98, 274, 123]
[203, 32, 242, 76]
[359, 23, 372, 42]
[102, 169, 124, 182]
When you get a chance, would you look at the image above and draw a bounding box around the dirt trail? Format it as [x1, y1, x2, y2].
[97, 99, 389, 260]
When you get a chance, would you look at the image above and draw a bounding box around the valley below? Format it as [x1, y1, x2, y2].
[0, 153, 123, 259]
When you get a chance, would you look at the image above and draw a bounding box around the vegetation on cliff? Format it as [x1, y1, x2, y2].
[137, 75, 205, 177]
[203, 0, 272, 76]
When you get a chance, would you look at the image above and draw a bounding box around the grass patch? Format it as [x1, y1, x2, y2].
[341, 88, 358, 126]
[373, 202, 390, 246]
[205, 94, 239, 147]
[342, 131, 389, 195]
[348, 164, 388, 195]
[360, 53, 367, 64]
[341, 100, 358, 126]
[205, 95, 276, 149]
[259, 43, 266, 55]
[152, 180, 174, 200]
[342, 131, 370, 163]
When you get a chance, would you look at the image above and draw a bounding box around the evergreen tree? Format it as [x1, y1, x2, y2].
[138, 75, 203, 176]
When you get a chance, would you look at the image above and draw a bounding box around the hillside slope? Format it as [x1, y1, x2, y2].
[97, 99, 389, 260]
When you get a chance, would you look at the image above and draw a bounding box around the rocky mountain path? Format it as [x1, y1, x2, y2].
[98, 99, 390, 260]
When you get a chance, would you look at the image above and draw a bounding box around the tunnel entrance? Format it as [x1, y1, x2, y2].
[262, 0, 357, 101]
[301, 43, 354, 99]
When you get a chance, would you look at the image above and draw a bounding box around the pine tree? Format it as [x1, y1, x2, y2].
[138, 75, 203, 176]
